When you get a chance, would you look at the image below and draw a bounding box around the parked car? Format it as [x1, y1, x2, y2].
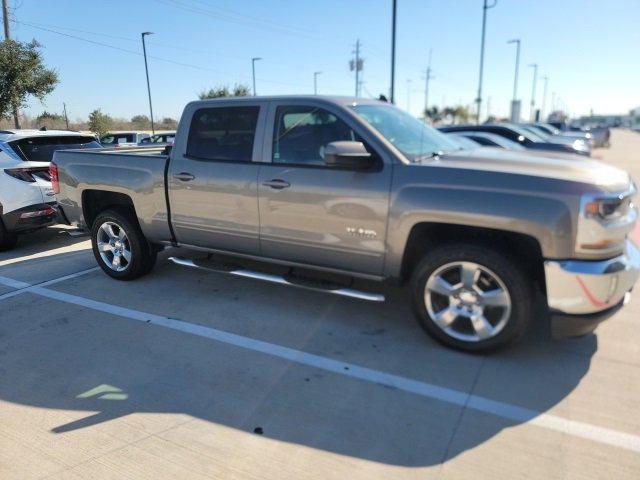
[439, 123, 591, 156]
[100, 132, 150, 147]
[52, 96, 639, 352]
[547, 122, 610, 148]
[447, 131, 526, 151]
[445, 133, 481, 150]
[521, 123, 594, 149]
[0, 129, 101, 250]
[139, 132, 176, 146]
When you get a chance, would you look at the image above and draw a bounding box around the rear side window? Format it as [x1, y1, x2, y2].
[9, 136, 101, 162]
[187, 106, 259, 162]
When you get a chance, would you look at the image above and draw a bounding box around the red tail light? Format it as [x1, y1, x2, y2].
[50, 162, 60, 194]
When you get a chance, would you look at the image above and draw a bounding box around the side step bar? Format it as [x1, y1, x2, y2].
[168, 256, 385, 302]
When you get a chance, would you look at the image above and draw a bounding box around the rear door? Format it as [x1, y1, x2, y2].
[168, 101, 267, 254]
[257, 101, 392, 275]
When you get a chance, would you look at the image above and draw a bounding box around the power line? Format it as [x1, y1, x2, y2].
[9, 18, 308, 88]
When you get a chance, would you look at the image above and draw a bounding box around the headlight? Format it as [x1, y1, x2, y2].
[576, 188, 637, 255]
[572, 139, 589, 152]
[583, 195, 632, 221]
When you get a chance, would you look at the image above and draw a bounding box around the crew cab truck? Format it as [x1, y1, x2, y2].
[51, 96, 640, 351]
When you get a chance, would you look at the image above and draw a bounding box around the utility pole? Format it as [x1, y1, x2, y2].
[528, 63, 538, 121]
[251, 57, 262, 96]
[540, 75, 549, 122]
[313, 71, 321, 95]
[390, 0, 397, 103]
[2, 0, 9, 39]
[63, 103, 69, 129]
[475, 0, 498, 124]
[423, 48, 434, 119]
[487, 95, 492, 120]
[406, 78, 412, 111]
[351, 39, 362, 97]
[3, 0, 20, 128]
[141, 32, 155, 135]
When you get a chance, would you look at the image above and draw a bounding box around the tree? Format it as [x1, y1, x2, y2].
[36, 111, 65, 129]
[161, 117, 177, 128]
[0, 39, 58, 128]
[198, 84, 251, 99]
[88, 109, 112, 138]
[131, 114, 150, 126]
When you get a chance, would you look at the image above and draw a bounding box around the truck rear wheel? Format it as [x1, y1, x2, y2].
[91, 209, 157, 280]
[409, 243, 532, 352]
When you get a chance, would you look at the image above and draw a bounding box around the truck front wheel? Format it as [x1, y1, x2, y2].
[91, 209, 157, 280]
[410, 243, 533, 352]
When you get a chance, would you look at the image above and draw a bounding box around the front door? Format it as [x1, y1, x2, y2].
[168, 102, 266, 254]
[257, 103, 392, 275]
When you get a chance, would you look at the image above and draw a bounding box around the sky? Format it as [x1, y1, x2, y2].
[3, 0, 640, 122]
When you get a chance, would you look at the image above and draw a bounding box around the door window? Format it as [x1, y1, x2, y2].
[187, 106, 259, 162]
[272, 106, 357, 166]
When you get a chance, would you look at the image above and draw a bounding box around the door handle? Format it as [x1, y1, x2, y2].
[262, 179, 291, 190]
[173, 172, 195, 182]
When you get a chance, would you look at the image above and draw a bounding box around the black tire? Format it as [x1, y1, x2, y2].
[0, 221, 18, 252]
[91, 208, 157, 280]
[409, 243, 533, 352]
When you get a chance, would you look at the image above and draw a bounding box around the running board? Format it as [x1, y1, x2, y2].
[168, 256, 385, 302]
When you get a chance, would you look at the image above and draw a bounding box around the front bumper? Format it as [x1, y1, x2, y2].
[545, 240, 640, 337]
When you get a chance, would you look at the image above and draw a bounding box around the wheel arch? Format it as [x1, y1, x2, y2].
[399, 222, 546, 294]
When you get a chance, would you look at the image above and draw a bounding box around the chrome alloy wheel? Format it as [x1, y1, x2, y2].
[424, 261, 512, 342]
[96, 221, 132, 272]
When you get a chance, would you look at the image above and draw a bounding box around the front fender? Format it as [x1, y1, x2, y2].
[384, 181, 576, 279]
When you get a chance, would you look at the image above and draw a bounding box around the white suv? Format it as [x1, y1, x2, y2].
[0, 129, 101, 250]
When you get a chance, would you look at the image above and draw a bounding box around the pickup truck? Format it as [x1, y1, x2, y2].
[51, 96, 640, 352]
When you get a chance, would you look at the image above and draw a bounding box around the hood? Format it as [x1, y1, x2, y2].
[427, 147, 632, 193]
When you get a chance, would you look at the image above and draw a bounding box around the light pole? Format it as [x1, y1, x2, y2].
[541, 75, 549, 121]
[314, 71, 321, 95]
[528, 63, 538, 121]
[423, 48, 434, 119]
[390, 0, 397, 103]
[507, 39, 520, 101]
[406, 78, 412, 111]
[252, 57, 262, 96]
[475, 0, 498, 124]
[141, 32, 155, 135]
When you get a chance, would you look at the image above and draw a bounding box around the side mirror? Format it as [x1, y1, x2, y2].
[324, 141, 373, 170]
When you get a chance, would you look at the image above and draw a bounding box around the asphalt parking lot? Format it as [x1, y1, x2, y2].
[1, 130, 640, 479]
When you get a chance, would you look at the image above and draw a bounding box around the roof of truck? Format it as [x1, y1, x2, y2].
[189, 95, 385, 106]
[0, 129, 94, 142]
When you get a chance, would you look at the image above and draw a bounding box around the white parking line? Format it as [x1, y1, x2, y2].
[1, 273, 639, 453]
[0, 267, 99, 301]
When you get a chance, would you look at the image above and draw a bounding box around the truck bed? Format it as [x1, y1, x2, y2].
[53, 147, 173, 242]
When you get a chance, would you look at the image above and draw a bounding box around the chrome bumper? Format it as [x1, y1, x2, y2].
[545, 240, 640, 316]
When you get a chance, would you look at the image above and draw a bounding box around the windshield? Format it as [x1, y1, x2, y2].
[448, 134, 480, 150]
[352, 104, 459, 161]
[9, 136, 101, 162]
[521, 125, 551, 141]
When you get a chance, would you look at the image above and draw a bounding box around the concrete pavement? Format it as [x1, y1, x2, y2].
[1, 129, 639, 479]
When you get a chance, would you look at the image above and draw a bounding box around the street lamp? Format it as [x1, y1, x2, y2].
[390, 0, 397, 103]
[475, 0, 498, 124]
[507, 39, 520, 101]
[541, 75, 549, 121]
[251, 57, 262, 96]
[528, 63, 538, 121]
[314, 71, 322, 95]
[141, 32, 155, 135]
